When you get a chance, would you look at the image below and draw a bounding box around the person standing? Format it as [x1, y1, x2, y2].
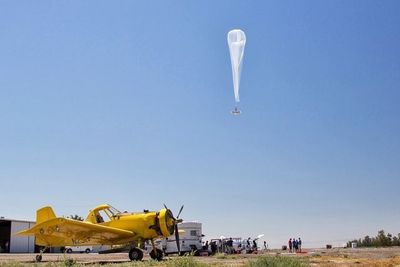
[298, 238, 302, 252]
[288, 238, 292, 252]
[227, 238, 234, 254]
[210, 241, 217, 255]
[293, 238, 297, 252]
[264, 241, 267, 250]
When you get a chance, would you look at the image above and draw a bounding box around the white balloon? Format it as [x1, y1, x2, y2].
[227, 29, 246, 105]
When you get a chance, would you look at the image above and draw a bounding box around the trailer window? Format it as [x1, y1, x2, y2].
[190, 230, 197, 236]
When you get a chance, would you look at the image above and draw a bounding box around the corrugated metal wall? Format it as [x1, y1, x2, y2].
[10, 221, 35, 253]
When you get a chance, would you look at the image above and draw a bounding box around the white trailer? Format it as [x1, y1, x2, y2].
[148, 221, 204, 255]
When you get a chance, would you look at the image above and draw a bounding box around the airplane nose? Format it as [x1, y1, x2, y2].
[158, 209, 175, 237]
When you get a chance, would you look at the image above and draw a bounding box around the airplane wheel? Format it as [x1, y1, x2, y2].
[66, 248, 72, 253]
[35, 255, 42, 262]
[129, 248, 143, 261]
[150, 248, 163, 261]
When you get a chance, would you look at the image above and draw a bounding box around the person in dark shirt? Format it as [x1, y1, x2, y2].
[288, 238, 292, 252]
[226, 238, 234, 254]
[298, 238, 302, 252]
[210, 241, 217, 255]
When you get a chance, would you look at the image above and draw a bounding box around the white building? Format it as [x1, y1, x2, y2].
[0, 218, 35, 253]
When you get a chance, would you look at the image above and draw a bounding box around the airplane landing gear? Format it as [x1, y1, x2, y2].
[35, 255, 42, 262]
[128, 248, 143, 261]
[35, 247, 47, 262]
[149, 239, 163, 261]
[150, 248, 163, 261]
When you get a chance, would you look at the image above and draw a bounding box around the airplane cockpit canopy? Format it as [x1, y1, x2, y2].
[103, 205, 121, 217]
[87, 204, 122, 223]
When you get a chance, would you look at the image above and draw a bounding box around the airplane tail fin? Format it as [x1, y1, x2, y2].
[36, 206, 56, 225]
[17, 206, 57, 236]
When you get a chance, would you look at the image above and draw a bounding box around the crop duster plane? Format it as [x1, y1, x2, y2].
[17, 204, 184, 262]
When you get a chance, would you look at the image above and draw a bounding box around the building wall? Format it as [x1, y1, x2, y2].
[10, 221, 35, 253]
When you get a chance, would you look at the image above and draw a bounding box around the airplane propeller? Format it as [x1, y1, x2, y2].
[176, 205, 184, 219]
[174, 205, 184, 255]
[164, 204, 184, 255]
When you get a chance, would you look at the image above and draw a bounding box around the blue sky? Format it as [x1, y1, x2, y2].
[0, 1, 399, 248]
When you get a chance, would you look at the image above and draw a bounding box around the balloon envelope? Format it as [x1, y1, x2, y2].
[227, 29, 246, 103]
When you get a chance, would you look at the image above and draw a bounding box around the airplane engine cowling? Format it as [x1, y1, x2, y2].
[158, 209, 175, 237]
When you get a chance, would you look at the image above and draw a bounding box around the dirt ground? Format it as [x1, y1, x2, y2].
[306, 247, 400, 266]
[1, 247, 400, 266]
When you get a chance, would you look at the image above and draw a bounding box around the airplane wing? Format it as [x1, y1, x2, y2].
[17, 217, 137, 247]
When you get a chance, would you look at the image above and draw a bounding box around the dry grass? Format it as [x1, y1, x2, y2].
[1, 248, 400, 267]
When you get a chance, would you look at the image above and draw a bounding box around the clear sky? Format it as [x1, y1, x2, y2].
[1, 1, 399, 248]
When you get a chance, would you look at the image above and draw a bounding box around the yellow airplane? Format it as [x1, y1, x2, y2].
[17, 204, 184, 262]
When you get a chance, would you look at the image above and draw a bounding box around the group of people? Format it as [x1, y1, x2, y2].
[245, 237, 258, 250]
[288, 237, 302, 253]
[204, 239, 235, 254]
[204, 237, 266, 255]
[203, 240, 218, 255]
